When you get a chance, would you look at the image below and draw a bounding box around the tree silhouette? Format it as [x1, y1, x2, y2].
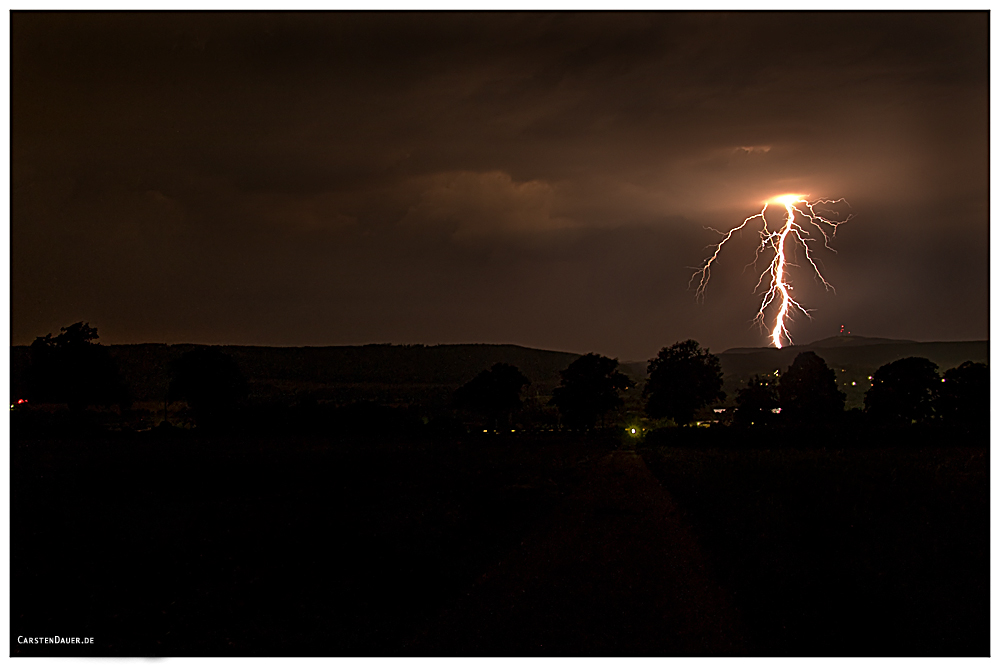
[28, 322, 127, 412]
[734, 374, 779, 428]
[937, 361, 988, 427]
[168, 348, 249, 429]
[550, 353, 631, 429]
[864, 356, 940, 426]
[777, 351, 845, 426]
[644, 340, 724, 425]
[454, 363, 530, 430]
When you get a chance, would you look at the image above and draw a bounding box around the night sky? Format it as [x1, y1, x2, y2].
[11, 12, 989, 360]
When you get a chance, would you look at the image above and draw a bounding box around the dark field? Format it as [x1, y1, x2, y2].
[10, 429, 989, 656]
[640, 433, 989, 656]
[12, 432, 611, 656]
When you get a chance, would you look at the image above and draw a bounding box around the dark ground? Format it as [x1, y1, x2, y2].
[640, 429, 989, 656]
[10, 427, 989, 656]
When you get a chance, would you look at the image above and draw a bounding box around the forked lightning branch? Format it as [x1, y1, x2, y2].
[691, 194, 852, 349]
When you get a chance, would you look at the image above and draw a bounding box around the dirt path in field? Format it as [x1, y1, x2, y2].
[405, 445, 747, 656]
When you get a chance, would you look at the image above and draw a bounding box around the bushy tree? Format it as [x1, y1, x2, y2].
[550, 353, 631, 429]
[734, 374, 779, 428]
[454, 362, 530, 429]
[644, 340, 724, 425]
[937, 361, 988, 427]
[28, 322, 127, 412]
[777, 351, 845, 426]
[864, 357, 940, 426]
[169, 348, 249, 429]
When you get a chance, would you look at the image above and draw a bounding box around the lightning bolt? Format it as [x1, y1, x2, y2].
[691, 194, 852, 349]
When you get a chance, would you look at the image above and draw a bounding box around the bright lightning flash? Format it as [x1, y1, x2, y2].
[691, 194, 852, 349]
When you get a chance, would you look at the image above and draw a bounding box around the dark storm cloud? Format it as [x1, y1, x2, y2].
[12, 12, 988, 359]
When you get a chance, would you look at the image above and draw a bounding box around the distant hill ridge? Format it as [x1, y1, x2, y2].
[10, 337, 987, 410]
[715, 337, 987, 374]
[713, 337, 988, 410]
[722, 335, 918, 354]
[10, 342, 584, 404]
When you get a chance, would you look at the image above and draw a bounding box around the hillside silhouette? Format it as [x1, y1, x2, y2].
[716, 336, 986, 410]
[615, 336, 986, 410]
[12, 337, 986, 413]
[717, 335, 986, 370]
[11, 343, 584, 407]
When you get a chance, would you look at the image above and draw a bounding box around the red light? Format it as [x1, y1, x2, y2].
[16, 399, 26, 404]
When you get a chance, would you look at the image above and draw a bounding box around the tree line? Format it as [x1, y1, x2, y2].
[18, 323, 988, 435]
[454, 340, 987, 432]
[21, 323, 248, 431]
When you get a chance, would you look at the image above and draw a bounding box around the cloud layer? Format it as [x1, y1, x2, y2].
[12, 12, 989, 359]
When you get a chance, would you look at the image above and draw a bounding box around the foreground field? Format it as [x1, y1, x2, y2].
[11, 432, 613, 656]
[10, 429, 989, 656]
[641, 435, 989, 656]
